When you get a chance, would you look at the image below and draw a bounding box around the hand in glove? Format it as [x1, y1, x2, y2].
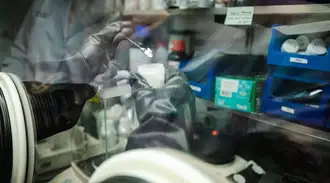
[33, 21, 133, 84]
[68, 21, 133, 83]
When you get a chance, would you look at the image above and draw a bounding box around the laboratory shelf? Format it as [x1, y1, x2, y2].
[205, 99, 330, 144]
[123, 4, 330, 16]
[213, 4, 330, 15]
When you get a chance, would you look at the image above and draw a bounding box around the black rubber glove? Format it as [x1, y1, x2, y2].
[24, 82, 96, 140]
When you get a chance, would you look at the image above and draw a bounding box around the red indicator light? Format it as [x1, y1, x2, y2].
[212, 130, 219, 136]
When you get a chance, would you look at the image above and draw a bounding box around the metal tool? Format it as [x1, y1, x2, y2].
[125, 36, 153, 58]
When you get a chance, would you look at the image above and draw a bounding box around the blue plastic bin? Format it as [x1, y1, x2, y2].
[261, 76, 330, 127]
[262, 25, 330, 128]
[267, 26, 330, 72]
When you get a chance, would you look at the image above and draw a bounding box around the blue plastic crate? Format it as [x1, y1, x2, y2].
[267, 25, 330, 72]
[180, 62, 216, 100]
[261, 98, 328, 127]
[261, 76, 330, 127]
[180, 54, 266, 100]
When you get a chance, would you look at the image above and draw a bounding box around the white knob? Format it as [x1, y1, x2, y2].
[233, 174, 246, 183]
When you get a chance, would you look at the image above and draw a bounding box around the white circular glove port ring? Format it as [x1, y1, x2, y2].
[8, 73, 36, 183]
[0, 73, 27, 183]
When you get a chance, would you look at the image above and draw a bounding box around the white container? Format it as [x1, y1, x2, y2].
[180, 0, 189, 9]
[215, 0, 226, 7]
[140, 0, 152, 10]
[152, 42, 168, 66]
[306, 42, 327, 55]
[170, 0, 180, 7]
[198, 0, 211, 7]
[138, 63, 165, 88]
[153, 0, 168, 9]
[124, 0, 138, 10]
[281, 39, 299, 53]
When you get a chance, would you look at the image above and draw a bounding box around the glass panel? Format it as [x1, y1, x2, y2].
[1, 0, 330, 183]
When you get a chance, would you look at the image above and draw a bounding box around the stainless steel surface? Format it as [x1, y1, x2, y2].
[204, 99, 330, 162]
[123, 4, 330, 16]
[212, 4, 330, 15]
[205, 100, 330, 144]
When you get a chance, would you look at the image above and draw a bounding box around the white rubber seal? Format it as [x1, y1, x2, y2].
[8, 73, 36, 183]
[0, 73, 27, 183]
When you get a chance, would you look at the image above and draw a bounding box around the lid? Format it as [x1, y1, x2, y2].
[172, 40, 185, 52]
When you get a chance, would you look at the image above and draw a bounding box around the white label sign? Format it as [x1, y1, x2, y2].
[281, 106, 295, 114]
[221, 79, 239, 92]
[190, 85, 201, 92]
[290, 57, 308, 64]
[225, 7, 254, 25]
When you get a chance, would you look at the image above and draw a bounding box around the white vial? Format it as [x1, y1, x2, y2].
[170, 0, 180, 7]
[153, 0, 168, 9]
[124, 0, 138, 10]
[198, 0, 210, 7]
[140, 0, 152, 10]
[100, 120, 118, 149]
[296, 35, 310, 51]
[138, 63, 165, 88]
[215, 0, 226, 8]
[306, 42, 327, 55]
[118, 117, 133, 138]
[281, 39, 299, 53]
[179, 0, 189, 9]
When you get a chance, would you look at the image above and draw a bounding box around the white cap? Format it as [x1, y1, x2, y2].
[99, 84, 132, 99]
[138, 63, 165, 88]
[281, 39, 299, 53]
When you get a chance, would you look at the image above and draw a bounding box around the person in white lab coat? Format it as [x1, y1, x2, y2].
[1, 0, 132, 84]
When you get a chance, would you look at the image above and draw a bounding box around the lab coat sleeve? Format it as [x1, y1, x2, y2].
[1, 0, 67, 82]
[0, 1, 39, 80]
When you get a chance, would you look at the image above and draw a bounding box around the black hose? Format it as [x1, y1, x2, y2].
[29, 90, 74, 141]
[28, 83, 95, 141]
